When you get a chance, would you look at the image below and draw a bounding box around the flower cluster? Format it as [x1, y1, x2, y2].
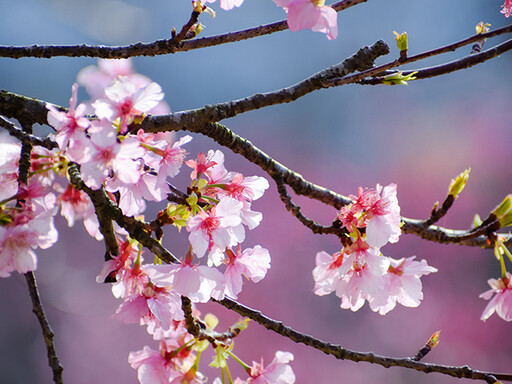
[0, 132, 59, 276]
[501, 0, 512, 17]
[313, 184, 437, 314]
[0, 57, 289, 382]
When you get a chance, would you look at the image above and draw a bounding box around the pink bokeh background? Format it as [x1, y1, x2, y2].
[0, 1, 511, 383]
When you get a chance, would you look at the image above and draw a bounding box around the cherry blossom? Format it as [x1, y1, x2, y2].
[0, 195, 58, 277]
[0, 131, 22, 200]
[369, 256, 438, 315]
[337, 183, 401, 248]
[79, 120, 144, 189]
[218, 173, 270, 203]
[113, 283, 184, 329]
[313, 245, 391, 312]
[480, 273, 512, 321]
[365, 184, 401, 248]
[204, 0, 244, 11]
[502, 0, 512, 17]
[146, 261, 226, 303]
[273, 0, 338, 40]
[47, 83, 90, 161]
[224, 245, 271, 298]
[334, 247, 389, 312]
[249, 351, 295, 384]
[185, 152, 217, 180]
[128, 341, 197, 384]
[77, 59, 170, 115]
[55, 183, 93, 225]
[143, 134, 193, 188]
[186, 197, 245, 261]
[93, 77, 164, 133]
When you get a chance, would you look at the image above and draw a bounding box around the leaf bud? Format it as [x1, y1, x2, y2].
[448, 168, 471, 198]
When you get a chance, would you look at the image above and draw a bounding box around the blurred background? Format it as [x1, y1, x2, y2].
[0, 0, 511, 383]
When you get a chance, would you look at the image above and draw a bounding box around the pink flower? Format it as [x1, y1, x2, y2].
[55, 183, 94, 227]
[205, 0, 244, 10]
[186, 197, 245, 261]
[146, 262, 226, 303]
[273, 0, 338, 40]
[77, 59, 170, 115]
[369, 256, 438, 315]
[143, 134, 193, 188]
[129, 337, 199, 384]
[365, 184, 401, 248]
[312, 250, 345, 296]
[334, 247, 389, 311]
[338, 183, 401, 248]
[0, 195, 58, 277]
[501, 0, 512, 17]
[79, 121, 144, 189]
[93, 78, 164, 133]
[480, 273, 512, 321]
[47, 83, 90, 161]
[249, 351, 295, 384]
[185, 152, 217, 180]
[218, 173, 270, 202]
[224, 245, 271, 298]
[113, 283, 184, 329]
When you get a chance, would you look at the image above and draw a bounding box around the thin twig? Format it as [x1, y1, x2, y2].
[0, 115, 58, 149]
[274, 176, 346, 236]
[24, 272, 64, 384]
[358, 38, 512, 85]
[0, 0, 367, 59]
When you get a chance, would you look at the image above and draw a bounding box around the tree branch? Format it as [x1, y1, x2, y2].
[16, 121, 64, 384]
[358, 38, 512, 85]
[67, 163, 180, 264]
[2, 110, 510, 249]
[216, 297, 512, 383]
[24, 272, 64, 384]
[65, 161, 512, 383]
[0, 0, 367, 59]
[0, 115, 57, 149]
[274, 176, 346, 236]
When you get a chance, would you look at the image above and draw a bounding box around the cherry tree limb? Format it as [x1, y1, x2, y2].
[64, 166, 512, 382]
[1, 111, 510, 249]
[0, 0, 367, 59]
[0, 115, 58, 149]
[64, 162, 512, 382]
[274, 176, 346, 237]
[67, 163, 180, 264]
[358, 38, 512, 85]
[16, 121, 64, 384]
[216, 297, 512, 383]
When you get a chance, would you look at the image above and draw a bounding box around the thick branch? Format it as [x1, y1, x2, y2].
[140, 40, 389, 129]
[0, 1, 366, 59]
